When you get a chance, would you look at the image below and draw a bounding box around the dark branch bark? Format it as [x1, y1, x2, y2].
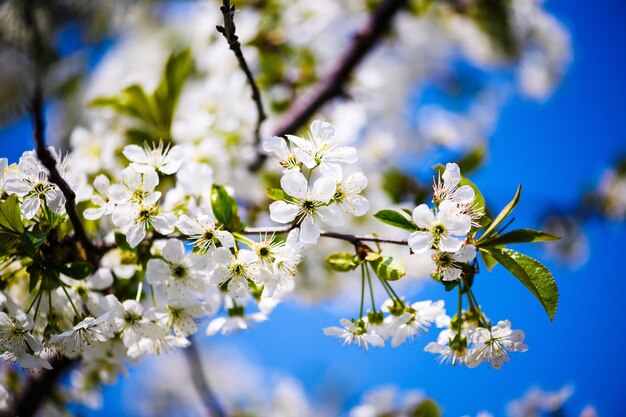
[248, 0, 408, 170]
[216, 0, 267, 171]
[184, 336, 227, 417]
[1, 358, 76, 417]
[23, 0, 98, 264]
[244, 225, 408, 246]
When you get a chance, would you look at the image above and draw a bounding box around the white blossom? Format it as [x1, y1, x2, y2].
[408, 200, 471, 254]
[269, 171, 343, 244]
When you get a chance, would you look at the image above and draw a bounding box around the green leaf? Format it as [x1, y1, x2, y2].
[369, 256, 406, 281]
[374, 209, 417, 232]
[27, 265, 41, 292]
[488, 247, 559, 321]
[325, 252, 360, 272]
[456, 145, 486, 174]
[266, 188, 288, 201]
[410, 399, 441, 417]
[211, 184, 240, 231]
[59, 262, 95, 280]
[479, 248, 497, 271]
[121, 84, 159, 126]
[20, 231, 47, 257]
[0, 195, 24, 234]
[479, 228, 560, 247]
[477, 185, 521, 242]
[154, 48, 192, 130]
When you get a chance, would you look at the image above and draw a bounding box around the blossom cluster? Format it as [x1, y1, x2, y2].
[322, 163, 529, 370]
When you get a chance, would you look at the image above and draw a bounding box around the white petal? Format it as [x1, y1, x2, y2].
[122, 145, 149, 164]
[412, 204, 435, 228]
[311, 175, 336, 203]
[408, 231, 434, 254]
[280, 171, 308, 199]
[269, 201, 299, 224]
[439, 235, 463, 252]
[442, 163, 461, 188]
[127, 223, 146, 248]
[163, 239, 185, 264]
[299, 216, 320, 244]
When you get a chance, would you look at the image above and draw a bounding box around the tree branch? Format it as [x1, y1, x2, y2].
[216, 0, 267, 170]
[249, 0, 408, 170]
[244, 225, 408, 246]
[184, 336, 227, 417]
[1, 358, 76, 417]
[23, 0, 97, 264]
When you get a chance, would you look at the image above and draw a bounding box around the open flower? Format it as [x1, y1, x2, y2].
[123, 141, 185, 175]
[112, 203, 176, 248]
[323, 319, 384, 350]
[386, 300, 446, 347]
[269, 171, 343, 244]
[329, 172, 370, 219]
[146, 239, 210, 299]
[4, 151, 65, 219]
[430, 244, 477, 281]
[408, 200, 471, 254]
[211, 248, 260, 298]
[49, 313, 114, 357]
[286, 120, 357, 180]
[177, 214, 235, 254]
[107, 166, 161, 206]
[466, 320, 528, 369]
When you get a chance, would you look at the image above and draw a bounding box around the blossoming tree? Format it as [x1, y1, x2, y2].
[0, 0, 572, 415]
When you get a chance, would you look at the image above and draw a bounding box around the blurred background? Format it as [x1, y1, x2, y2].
[1, 0, 625, 416]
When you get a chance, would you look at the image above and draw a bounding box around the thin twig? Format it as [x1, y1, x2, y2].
[184, 336, 227, 417]
[23, 0, 97, 264]
[243, 225, 408, 246]
[216, 0, 267, 170]
[250, 0, 408, 170]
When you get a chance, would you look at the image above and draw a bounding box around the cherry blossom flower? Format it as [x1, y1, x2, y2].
[430, 245, 477, 282]
[408, 200, 471, 254]
[286, 120, 357, 180]
[112, 203, 176, 248]
[269, 171, 343, 244]
[4, 151, 65, 219]
[211, 248, 260, 298]
[146, 239, 210, 299]
[49, 313, 114, 357]
[122, 142, 185, 175]
[323, 319, 384, 350]
[466, 320, 528, 369]
[177, 214, 235, 254]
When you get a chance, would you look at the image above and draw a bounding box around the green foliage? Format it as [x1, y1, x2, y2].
[467, 0, 519, 58]
[455, 145, 487, 174]
[325, 252, 360, 272]
[20, 232, 47, 258]
[0, 195, 24, 254]
[211, 184, 242, 231]
[381, 168, 428, 205]
[59, 262, 95, 280]
[487, 247, 559, 321]
[0, 195, 24, 234]
[369, 255, 406, 281]
[90, 48, 193, 142]
[410, 399, 441, 417]
[266, 187, 288, 201]
[374, 209, 418, 232]
[477, 184, 521, 243]
[479, 228, 560, 247]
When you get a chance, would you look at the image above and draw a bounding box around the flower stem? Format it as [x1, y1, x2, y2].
[366, 265, 376, 312]
[359, 265, 365, 319]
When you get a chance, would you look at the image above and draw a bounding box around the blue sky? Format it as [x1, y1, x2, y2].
[1, 1, 625, 415]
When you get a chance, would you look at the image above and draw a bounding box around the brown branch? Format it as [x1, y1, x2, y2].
[249, 0, 408, 170]
[216, 0, 267, 171]
[184, 336, 227, 417]
[1, 358, 76, 417]
[244, 225, 408, 246]
[23, 0, 98, 265]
